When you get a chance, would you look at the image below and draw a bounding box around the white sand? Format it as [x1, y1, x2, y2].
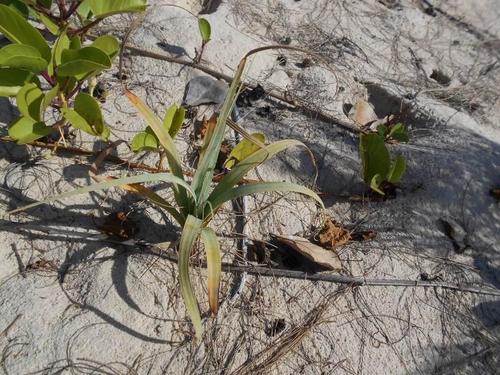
[1, 0, 499, 373]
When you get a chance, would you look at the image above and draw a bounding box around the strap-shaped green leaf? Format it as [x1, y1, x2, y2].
[125, 90, 191, 215]
[8, 116, 51, 144]
[178, 214, 203, 342]
[207, 181, 324, 219]
[191, 58, 246, 204]
[78, 0, 147, 18]
[200, 227, 221, 315]
[0, 4, 50, 61]
[16, 82, 44, 121]
[0, 67, 35, 96]
[57, 47, 111, 77]
[208, 139, 306, 206]
[0, 44, 47, 72]
[9, 172, 195, 214]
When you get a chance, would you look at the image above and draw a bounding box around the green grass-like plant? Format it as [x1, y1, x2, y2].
[0, 0, 147, 143]
[10, 52, 324, 341]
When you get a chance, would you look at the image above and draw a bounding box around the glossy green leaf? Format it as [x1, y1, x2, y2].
[41, 83, 58, 115]
[359, 133, 390, 184]
[62, 92, 109, 139]
[198, 18, 211, 43]
[8, 116, 51, 144]
[0, 4, 50, 61]
[387, 156, 406, 184]
[69, 36, 82, 50]
[224, 132, 265, 169]
[91, 35, 120, 60]
[79, 0, 147, 18]
[369, 174, 384, 195]
[0, 44, 47, 72]
[36, 0, 52, 8]
[0, 67, 35, 96]
[57, 47, 111, 77]
[178, 214, 203, 342]
[200, 227, 221, 315]
[37, 12, 58, 34]
[163, 104, 185, 139]
[131, 128, 159, 152]
[387, 123, 409, 143]
[377, 124, 388, 137]
[48, 32, 70, 76]
[9, 172, 195, 214]
[0, 0, 29, 17]
[16, 83, 44, 121]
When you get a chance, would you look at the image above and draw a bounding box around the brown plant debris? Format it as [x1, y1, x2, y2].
[273, 234, 342, 271]
[316, 219, 376, 248]
[96, 211, 138, 240]
[317, 219, 352, 248]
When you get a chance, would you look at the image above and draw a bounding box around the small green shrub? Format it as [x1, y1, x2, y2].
[0, 0, 147, 144]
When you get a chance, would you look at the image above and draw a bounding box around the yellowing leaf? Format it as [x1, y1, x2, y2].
[224, 132, 265, 169]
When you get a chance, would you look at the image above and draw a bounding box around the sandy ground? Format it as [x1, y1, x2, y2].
[0, 0, 499, 374]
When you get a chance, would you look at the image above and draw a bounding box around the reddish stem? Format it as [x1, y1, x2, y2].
[41, 71, 56, 86]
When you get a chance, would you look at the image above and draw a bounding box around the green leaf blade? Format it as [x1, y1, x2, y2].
[8, 116, 51, 144]
[16, 82, 44, 121]
[91, 35, 120, 60]
[178, 215, 204, 342]
[387, 156, 406, 184]
[0, 4, 50, 61]
[79, 0, 147, 18]
[198, 18, 211, 43]
[131, 130, 159, 152]
[224, 132, 265, 170]
[163, 104, 185, 139]
[0, 44, 48, 72]
[208, 181, 324, 218]
[57, 47, 111, 77]
[359, 133, 390, 184]
[8, 172, 195, 214]
[0, 67, 35, 96]
[208, 139, 306, 205]
[200, 227, 221, 315]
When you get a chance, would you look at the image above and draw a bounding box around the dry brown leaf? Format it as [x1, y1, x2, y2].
[318, 219, 351, 248]
[349, 100, 379, 126]
[198, 113, 217, 140]
[273, 234, 342, 271]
